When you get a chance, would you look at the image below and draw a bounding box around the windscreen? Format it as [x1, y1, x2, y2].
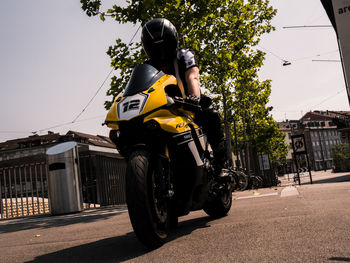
[124, 64, 165, 96]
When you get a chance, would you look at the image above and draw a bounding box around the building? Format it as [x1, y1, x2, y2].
[277, 120, 300, 173]
[0, 131, 118, 162]
[278, 110, 349, 172]
[300, 111, 341, 171]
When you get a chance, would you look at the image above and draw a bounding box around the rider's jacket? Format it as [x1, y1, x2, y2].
[147, 49, 198, 96]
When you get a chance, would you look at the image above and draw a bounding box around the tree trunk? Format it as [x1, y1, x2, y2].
[222, 87, 233, 167]
[243, 117, 251, 176]
[233, 118, 240, 169]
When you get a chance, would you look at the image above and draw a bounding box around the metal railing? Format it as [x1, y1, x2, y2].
[0, 162, 49, 219]
[79, 154, 126, 208]
[0, 153, 126, 220]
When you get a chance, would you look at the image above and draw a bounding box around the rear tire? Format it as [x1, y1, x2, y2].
[249, 176, 262, 189]
[204, 183, 232, 218]
[235, 171, 249, 191]
[126, 150, 169, 249]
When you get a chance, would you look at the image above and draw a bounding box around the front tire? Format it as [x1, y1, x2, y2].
[125, 150, 169, 249]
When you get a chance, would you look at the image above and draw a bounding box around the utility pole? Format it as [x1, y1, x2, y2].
[243, 117, 251, 176]
[233, 117, 240, 169]
[222, 90, 233, 167]
[317, 127, 327, 171]
[290, 121, 301, 185]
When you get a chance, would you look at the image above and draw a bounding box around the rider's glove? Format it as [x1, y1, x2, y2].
[185, 95, 200, 105]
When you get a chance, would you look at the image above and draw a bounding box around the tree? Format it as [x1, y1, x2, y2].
[332, 144, 350, 162]
[234, 64, 288, 161]
[80, 0, 285, 167]
[331, 144, 350, 172]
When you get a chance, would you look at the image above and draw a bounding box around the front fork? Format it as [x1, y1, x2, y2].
[156, 144, 174, 199]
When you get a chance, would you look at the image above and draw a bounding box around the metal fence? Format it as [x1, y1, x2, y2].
[0, 153, 127, 220]
[95, 155, 126, 206]
[80, 154, 127, 207]
[0, 162, 49, 219]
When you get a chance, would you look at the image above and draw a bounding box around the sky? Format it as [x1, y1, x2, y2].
[0, 0, 348, 142]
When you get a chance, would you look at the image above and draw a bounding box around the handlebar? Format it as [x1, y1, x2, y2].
[172, 96, 202, 112]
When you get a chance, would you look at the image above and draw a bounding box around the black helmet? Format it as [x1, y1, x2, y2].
[141, 18, 178, 64]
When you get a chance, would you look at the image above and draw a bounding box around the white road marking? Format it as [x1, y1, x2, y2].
[234, 192, 279, 200]
[281, 186, 299, 197]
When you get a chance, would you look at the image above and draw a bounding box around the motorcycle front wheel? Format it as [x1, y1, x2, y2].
[125, 150, 169, 249]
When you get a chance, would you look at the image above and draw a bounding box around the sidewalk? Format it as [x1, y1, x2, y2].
[281, 169, 350, 186]
[232, 169, 350, 200]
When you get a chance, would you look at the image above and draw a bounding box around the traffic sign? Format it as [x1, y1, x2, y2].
[291, 134, 307, 155]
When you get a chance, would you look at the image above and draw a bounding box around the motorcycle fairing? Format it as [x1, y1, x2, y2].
[106, 66, 197, 134]
[143, 109, 193, 133]
[106, 74, 175, 123]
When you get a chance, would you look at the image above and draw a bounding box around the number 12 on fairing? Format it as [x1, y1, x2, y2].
[122, 100, 141, 112]
[117, 93, 149, 121]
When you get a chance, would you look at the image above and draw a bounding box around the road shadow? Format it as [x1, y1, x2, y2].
[302, 173, 350, 185]
[0, 209, 126, 234]
[329, 257, 350, 262]
[25, 215, 212, 263]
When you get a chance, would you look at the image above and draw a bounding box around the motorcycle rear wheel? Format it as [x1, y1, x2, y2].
[126, 150, 169, 249]
[235, 172, 249, 191]
[204, 183, 232, 218]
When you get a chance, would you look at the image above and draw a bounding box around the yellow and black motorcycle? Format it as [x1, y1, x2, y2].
[105, 63, 232, 248]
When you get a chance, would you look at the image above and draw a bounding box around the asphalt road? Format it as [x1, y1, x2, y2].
[0, 171, 350, 263]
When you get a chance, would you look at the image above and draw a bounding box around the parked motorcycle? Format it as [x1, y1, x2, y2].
[105, 64, 233, 248]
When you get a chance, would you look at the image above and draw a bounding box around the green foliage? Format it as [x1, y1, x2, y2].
[230, 60, 288, 164]
[331, 144, 350, 162]
[80, 0, 275, 104]
[80, 0, 287, 163]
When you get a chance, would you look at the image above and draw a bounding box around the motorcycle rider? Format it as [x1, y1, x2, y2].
[141, 18, 230, 181]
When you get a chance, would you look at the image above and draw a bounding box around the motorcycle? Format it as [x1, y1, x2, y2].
[105, 63, 232, 248]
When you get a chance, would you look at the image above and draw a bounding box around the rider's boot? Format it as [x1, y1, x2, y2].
[213, 141, 231, 183]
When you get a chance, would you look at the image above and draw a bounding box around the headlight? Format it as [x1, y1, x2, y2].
[145, 120, 160, 130]
[109, 129, 120, 144]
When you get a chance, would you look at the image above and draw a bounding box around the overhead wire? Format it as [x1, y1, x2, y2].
[291, 49, 339, 62]
[71, 68, 114, 123]
[312, 59, 340, 62]
[71, 24, 142, 123]
[258, 45, 339, 64]
[257, 44, 287, 63]
[282, 25, 332, 29]
[272, 88, 346, 120]
[32, 24, 142, 135]
[310, 89, 346, 110]
[35, 115, 106, 134]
